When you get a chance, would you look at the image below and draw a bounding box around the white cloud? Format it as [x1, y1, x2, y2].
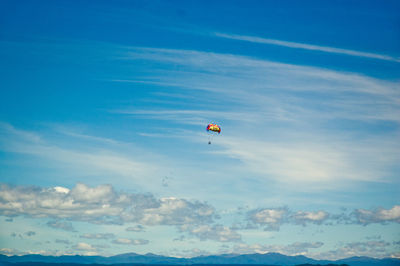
[181, 224, 241, 242]
[214, 32, 400, 63]
[247, 205, 400, 229]
[0, 182, 245, 243]
[0, 183, 245, 242]
[72, 242, 97, 251]
[292, 211, 329, 225]
[118, 47, 400, 186]
[0, 183, 215, 227]
[123, 47, 400, 104]
[248, 208, 288, 231]
[353, 205, 400, 225]
[139, 197, 215, 226]
[53, 186, 70, 194]
[214, 134, 399, 185]
[69, 242, 102, 256]
[0, 247, 69, 257]
[233, 240, 395, 259]
[232, 241, 324, 256]
[0, 123, 159, 189]
[0, 248, 21, 256]
[315, 240, 392, 260]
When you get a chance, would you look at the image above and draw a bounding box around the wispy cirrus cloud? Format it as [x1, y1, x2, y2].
[0, 122, 166, 191]
[121, 47, 400, 114]
[215, 135, 400, 185]
[115, 47, 400, 186]
[214, 32, 400, 63]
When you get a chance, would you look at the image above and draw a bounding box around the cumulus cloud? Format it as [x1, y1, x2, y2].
[233, 240, 394, 259]
[316, 240, 392, 260]
[247, 206, 400, 228]
[247, 207, 288, 231]
[72, 242, 97, 251]
[0, 248, 21, 256]
[181, 224, 241, 242]
[0, 183, 215, 226]
[139, 197, 215, 226]
[80, 233, 115, 239]
[292, 210, 329, 225]
[0, 247, 63, 256]
[352, 205, 400, 225]
[70, 242, 104, 255]
[0, 183, 241, 242]
[112, 238, 149, 245]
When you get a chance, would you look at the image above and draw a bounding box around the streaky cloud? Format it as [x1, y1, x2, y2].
[214, 32, 400, 63]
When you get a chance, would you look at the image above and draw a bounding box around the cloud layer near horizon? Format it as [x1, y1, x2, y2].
[1, 183, 399, 231]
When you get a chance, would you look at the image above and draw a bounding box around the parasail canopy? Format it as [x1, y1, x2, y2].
[206, 123, 221, 134]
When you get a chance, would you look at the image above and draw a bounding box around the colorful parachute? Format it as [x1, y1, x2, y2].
[207, 123, 221, 133]
[206, 123, 221, 144]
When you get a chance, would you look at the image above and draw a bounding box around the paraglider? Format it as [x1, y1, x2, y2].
[206, 123, 221, 144]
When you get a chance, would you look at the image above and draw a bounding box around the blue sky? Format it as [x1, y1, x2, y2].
[0, 0, 399, 260]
